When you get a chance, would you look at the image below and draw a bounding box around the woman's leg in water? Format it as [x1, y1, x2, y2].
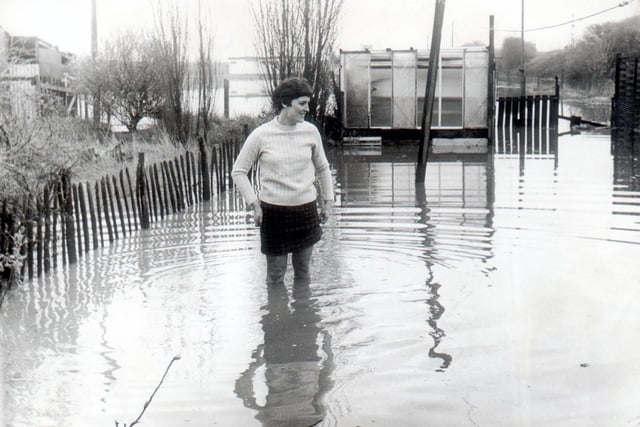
[266, 254, 288, 285]
[292, 245, 313, 282]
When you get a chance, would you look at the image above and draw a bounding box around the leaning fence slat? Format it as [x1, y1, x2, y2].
[125, 168, 138, 231]
[111, 175, 126, 238]
[180, 155, 193, 206]
[136, 153, 151, 230]
[198, 137, 210, 201]
[167, 161, 180, 213]
[152, 164, 165, 219]
[148, 165, 159, 223]
[173, 158, 184, 211]
[25, 202, 34, 279]
[106, 177, 119, 240]
[119, 170, 133, 233]
[94, 182, 104, 248]
[43, 187, 51, 273]
[77, 183, 90, 253]
[72, 184, 83, 257]
[51, 189, 59, 268]
[144, 168, 154, 223]
[62, 176, 77, 264]
[87, 182, 99, 250]
[101, 178, 114, 243]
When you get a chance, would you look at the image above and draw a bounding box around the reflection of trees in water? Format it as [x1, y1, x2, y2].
[235, 280, 333, 426]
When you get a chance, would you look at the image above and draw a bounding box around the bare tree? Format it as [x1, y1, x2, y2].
[78, 31, 166, 132]
[195, 0, 219, 139]
[153, 1, 191, 144]
[251, 0, 343, 128]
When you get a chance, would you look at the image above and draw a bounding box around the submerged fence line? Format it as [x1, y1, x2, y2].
[0, 138, 242, 281]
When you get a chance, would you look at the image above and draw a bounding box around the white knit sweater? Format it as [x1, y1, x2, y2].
[231, 117, 334, 206]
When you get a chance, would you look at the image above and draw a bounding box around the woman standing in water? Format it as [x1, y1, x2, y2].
[231, 77, 334, 285]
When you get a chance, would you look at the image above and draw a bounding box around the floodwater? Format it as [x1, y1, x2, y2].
[2, 124, 640, 426]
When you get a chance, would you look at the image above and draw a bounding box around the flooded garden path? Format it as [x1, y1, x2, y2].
[2, 128, 640, 426]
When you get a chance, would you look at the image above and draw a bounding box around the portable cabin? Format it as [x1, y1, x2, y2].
[339, 47, 490, 141]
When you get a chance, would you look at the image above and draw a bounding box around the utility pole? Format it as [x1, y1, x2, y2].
[520, 0, 526, 97]
[416, 0, 446, 184]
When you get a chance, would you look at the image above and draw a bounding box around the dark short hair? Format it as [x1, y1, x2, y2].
[272, 77, 313, 112]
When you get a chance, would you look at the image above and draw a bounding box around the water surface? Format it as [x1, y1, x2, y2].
[2, 129, 640, 426]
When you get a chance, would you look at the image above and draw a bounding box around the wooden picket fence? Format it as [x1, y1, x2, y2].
[0, 137, 244, 281]
[495, 81, 559, 156]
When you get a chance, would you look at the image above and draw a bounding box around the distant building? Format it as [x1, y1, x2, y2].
[0, 26, 78, 118]
[224, 56, 271, 117]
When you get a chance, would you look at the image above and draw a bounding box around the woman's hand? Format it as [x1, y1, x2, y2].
[319, 200, 333, 224]
[249, 201, 263, 227]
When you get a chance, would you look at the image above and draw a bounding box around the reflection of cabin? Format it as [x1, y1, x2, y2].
[339, 48, 490, 140]
[333, 148, 493, 262]
[0, 26, 78, 117]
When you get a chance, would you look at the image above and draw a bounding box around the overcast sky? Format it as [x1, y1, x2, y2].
[1, 0, 639, 59]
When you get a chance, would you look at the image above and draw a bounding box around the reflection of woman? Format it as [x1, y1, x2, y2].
[235, 279, 332, 426]
[231, 77, 334, 285]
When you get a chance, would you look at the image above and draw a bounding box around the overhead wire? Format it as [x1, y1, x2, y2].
[493, 0, 637, 33]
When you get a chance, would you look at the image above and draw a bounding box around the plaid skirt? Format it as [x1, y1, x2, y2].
[260, 201, 322, 256]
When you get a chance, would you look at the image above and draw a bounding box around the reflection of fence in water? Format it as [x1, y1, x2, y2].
[336, 153, 492, 262]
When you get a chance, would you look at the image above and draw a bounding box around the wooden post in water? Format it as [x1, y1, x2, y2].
[416, 0, 446, 183]
[487, 15, 496, 148]
[72, 184, 83, 255]
[125, 168, 138, 230]
[164, 161, 177, 213]
[111, 175, 126, 237]
[35, 200, 43, 277]
[185, 153, 193, 206]
[105, 177, 118, 240]
[101, 178, 114, 243]
[136, 153, 151, 230]
[87, 182, 99, 250]
[152, 164, 165, 219]
[148, 167, 159, 223]
[62, 174, 77, 264]
[198, 136, 211, 201]
[550, 77, 559, 130]
[77, 183, 90, 252]
[94, 182, 104, 247]
[42, 187, 51, 273]
[51, 191, 59, 268]
[189, 151, 199, 204]
[119, 170, 132, 233]
[25, 201, 34, 279]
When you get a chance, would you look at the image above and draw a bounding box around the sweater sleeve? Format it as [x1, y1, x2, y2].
[231, 131, 260, 206]
[312, 135, 334, 202]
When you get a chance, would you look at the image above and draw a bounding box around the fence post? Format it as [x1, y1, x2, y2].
[198, 137, 211, 201]
[42, 186, 51, 273]
[136, 153, 150, 230]
[62, 174, 77, 264]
